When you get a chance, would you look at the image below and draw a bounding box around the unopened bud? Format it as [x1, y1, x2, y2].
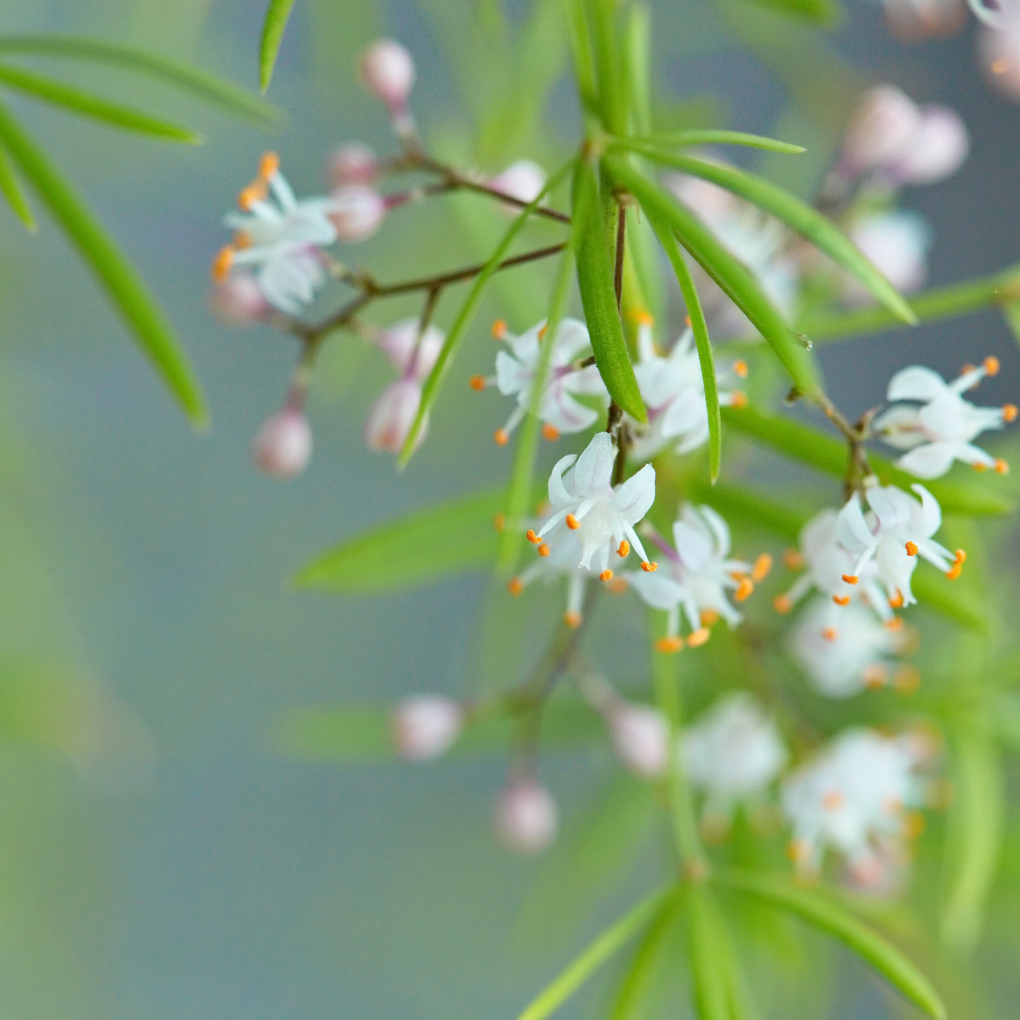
[494, 779, 558, 853]
[392, 695, 463, 760]
[252, 408, 312, 479]
[328, 185, 387, 242]
[327, 142, 378, 188]
[373, 318, 444, 379]
[487, 159, 547, 214]
[210, 273, 268, 325]
[364, 378, 426, 454]
[607, 702, 669, 777]
[360, 39, 415, 109]
[842, 85, 920, 174]
[847, 211, 931, 297]
[892, 105, 969, 185]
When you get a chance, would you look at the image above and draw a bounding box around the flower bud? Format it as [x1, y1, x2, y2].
[252, 408, 312, 479]
[210, 273, 268, 325]
[893, 105, 969, 185]
[487, 159, 547, 213]
[360, 39, 415, 109]
[364, 378, 427, 454]
[494, 779, 558, 853]
[373, 319, 444, 379]
[607, 702, 669, 777]
[391, 695, 463, 760]
[882, 0, 965, 41]
[979, 24, 1020, 101]
[328, 185, 387, 242]
[841, 86, 920, 174]
[327, 142, 378, 188]
[847, 211, 931, 297]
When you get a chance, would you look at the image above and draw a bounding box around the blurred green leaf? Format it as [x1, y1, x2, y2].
[910, 572, 990, 636]
[565, 0, 598, 116]
[259, 0, 298, 92]
[0, 63, 200, 142]
[517, 885, 674, 1020]
[0, 34, 279, 125]
[605, 155, 820, 399]
[609, 889, 682, 1020]
[616, 130, 805, 154]
[650, 218, 721, 481]
[687, 885, 732, 1020]
[630, 150, 916, 327]
[623, 4, 652, 136]
[716, 868, 946, 1018]
[399, 159, 574, 465]
[572, 160, 647, 421]
[738, 0, 841, 25]
[585, 0, 626, 135]
[0, 99, 207, 427]
[1001, 299, 1020, 349]
[0, 140, 33, 230]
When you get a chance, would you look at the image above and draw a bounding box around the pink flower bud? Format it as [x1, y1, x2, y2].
[607, 702, 669, 777]
[847, 211, 931, 298]
[392, 695, 463, 760]
[364, 378, 427, 454]
[327, 142, 378, 187]
[893, 105, 969, 185]
[841, 86, 921, 174]
[487, 159, 547, 214]
[328, 185, 387, 242]
[495, 779, 558, 853]
[252, 408, 312, 479]
[360, 39, 415, 109]
[373, 319, 444, 379]
[210, 274, 268, 325]
[979, 24, 1020, 100]
[882, 0, 965, 41]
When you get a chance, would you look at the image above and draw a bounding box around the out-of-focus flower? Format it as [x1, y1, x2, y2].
[392, 695, 464, 760]
[892, 105, 970, 185]
[328, 184, 387, 242]
[210, 273, 268, 325]
[874, 0, 966, 40]
[371, 318, 444, 380]
[979, 16, 1020, 99]
[487, 159, 547, 212]
[495, 779, 558, 853]
[840, 86, 923, 175]
[252, 407, 313, 479]
[327, 142, 378, 188]
[606, 701, 670, 778]
[360, 39, 415, 110]
[508, 533, 597, 629]
[873, 359, 1013, 478]
[364, 377, 426, 454]
[846, 211, 932, 298]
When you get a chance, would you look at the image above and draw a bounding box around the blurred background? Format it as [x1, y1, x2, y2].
[2, 0, 1020, 1016]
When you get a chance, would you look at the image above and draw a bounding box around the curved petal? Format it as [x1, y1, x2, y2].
[865, 485, 912, 531]
[910, 483, 943, 536]
[627, 571, 686, 610]
[495, 350, 530, 396]
[698, 505, 733, 558]
[611, 463, 656, 523]
[508, 325, 541, 365]
[917, 390, 971, 442]
[673, 519, 713, 573]
[573, 432, 615, 496]
[562, 364, 610, 398]
[886, 365, 948, 403]
[895, 441, 959, 479]
[872, 405, 928, 450]
[540, 391, 599, 434]
[550, 318, 592, 365]
[835, 494, 875, 552]
[547, 454, 577, 506]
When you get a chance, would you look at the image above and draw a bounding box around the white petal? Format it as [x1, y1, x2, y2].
[627, 571, 685, 610]
[495, 350, 530, 396]
[550, 318, 592, 365]
[895, 441, 959, 479]
[547, 454, 577, 506]
[540, 391, 599, 434]
[886, 365, 948, 402]
[865, 485, 912, 531]
[573, 432, 615, 496]
[872, 404, 928, 450]
[611, 464, 656, 524]
[835, 494, 875, 552]
[910, 483, 942, 536]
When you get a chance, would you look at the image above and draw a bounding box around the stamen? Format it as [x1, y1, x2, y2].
[537, 323, 548, 340]
[735, 577, 754, 602]
[973, 462, 989, 472]
[599, 569, 613, 581]
[954, 549, 967, 564]
[491, 319, 507, 340]
[537, 543, 551, 557]
[1003, 404, 1018, 422]
[608, 578, 629, 594]
[733, 360, 748, 378]
[894, 665, 921, 694]
[993, 57, 1010, 74]
[617, 540, 630, 558]
[995, 458, 1010, 474]
[832, 594, 850, 606]
[730, 391, 749, 409]
[783, 548, 804, 570]
[961, 362, 976, 376]
[493, 513, 505, 532]
[903, 812, 925, 839]
[752, 553, 772, 581]
[541, 423, 560, 441]
[640, 561, 658, 572]
[233, 230, 253, 249]
[823, 790, 844, 811]
[889, 590, 904, 608]
[773, 594, 793, 614]
[656, 635, 684, 654]
[259, 151, 280, 179]
[565, 513, 580, 530]
[884, 616, 904, 631]
[700, 609, 719, 626]
[945, 563, 962, 580]
[632, 309, 654, 326]
[507, 578, 523, 596]
[526, 529, 541, 544]
[984, 355, 1000, 376]
[863, 663, 889, 689]
[469, 375, 486, 391]
[687, 627, 711, 647]
[564, 610, 581, 628]
[904, 541, 918, 556]
[822, 626, 838, 641]
[238, 180, 268, 210]
[842, 573, 858, 584]
[211, 245, 234, 282]
[494, 428, 509, 446]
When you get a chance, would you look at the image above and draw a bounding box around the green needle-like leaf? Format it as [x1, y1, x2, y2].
[0, 63, 200, 142]
[259, 0, 298, 93]
[0, 99, 206, 427]
[0, 34, 278, 125]
[615, 130, 805, 154]
[651, 218, 721, 480]
[606, 154, 820, 398]
[628, 149, 917, 326]
[0, 139, 33, 229]
[573, 160, 646, 421]
[687, 886, 732, 1020]
[716, 868, 946, 1019]
[517, 886, 673, 1020]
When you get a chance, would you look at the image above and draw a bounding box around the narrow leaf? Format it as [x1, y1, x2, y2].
[0, 139, 33, 229]
[0, 63, 199, 141]
[0, 99, 206, 426]
[517, 886, 672, 1020]
[1001, 299, 1020, 349]
[615, 130, 805, 154]
[585, 0, 626, 134]
[623, 4, 653, 136]
[605, 154, 820, 398]
[398, 159, 575, 466]
[632, 150, 916, 326]
[687, 886, 732, 1020]
[0, 34, 278, 125]
[716, 868, 946, 1018]
[572, 160, 646, 421]
[609, 891, 682, 1020]
[650, 218, 721, 480]
[259, 0, 298, 92]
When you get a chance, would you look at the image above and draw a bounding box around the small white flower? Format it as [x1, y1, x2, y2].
[327, 142, 378, 187]
[839, 85, 922, 175]
[873, 358, 1014, 478]
[252, 408, 313, 479]
[683, 693, 787, 824]
[210, 273, 268, 326]
[891, 105, 970, 186]
[360, 39, 415, 110]
[472, 318, 608, 445]
[629, 315, 748, 461]
[364, 378, 426, 454]
[328, 184, 387, 242]
[495, 779, 558, 853]
[872, 0, 966, 40]
[782, 728, 926, 878]
[606, 701, 670, 778]
[487, 159, 547, 212]
[528, 432, 656, 574]
[507, 534, 594, 629]
[979, 16, 1020, 100]
[392, 695, 464, 760]
[846, 211, 931, 298]
[626, 504, 767, 651]
[371, 318, 444, 380]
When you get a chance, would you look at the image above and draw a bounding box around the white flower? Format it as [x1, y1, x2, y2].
[846, 211, 931, 298]
[252, 408, 312, 479]
[215, 152, 338, 315]
[683, 693, 787, 824]
[364, 377, 426, 454]
[472, 318, 608, 444]
[606, 702, 670, 778]
[891, 105, 969, 186]
[791, 597, 913, 698]
[487, 160, 547, 213]
[629, 315, 747, 461]
[508, 533, 594, 629]
[782, 729, 926, 877]
[328, 185, 387, 242]
[327, 142, 378, 187]
[872, 0, 966, 40]
[626, 504, 768, 651]
[528, 432, 656, 574]
[495, 779, 558, 853]
[372, 318, 443, 380]
[360, 39, 415, 110]
[391, 695, 463, 760]
[839, 86, 922, 175]
[873, 359, 1014, 478]
[210, 273, 268, 326]
[979, 15, 1020, 100]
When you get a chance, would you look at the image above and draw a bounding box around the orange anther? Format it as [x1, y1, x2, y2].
[259, 151, 280, 179]
[863, 664, 889, 689]
[608, 578, 629, 594]
[752, 553, 772, 582]
[238, 180, 268, 210]
[993, 57, 1010, 74]
[783, 548, 804, 571]
[538, 543, 551, 557]
[894, 665, 921, 694]
[842, 574, 858, 585]
[211, 245, 234, 282]
[1003, 404, 1018, 422]
[537, 323, 548, 340]
[640, 561, 658, 572]
[823, 790, 844, 811]
[905, 541, 918, 556]
[541, 422, 560, 441]
[469, 375, 486, 391]
[507, 578, 524, 596]
[700, 609, 719, 626]
[885, 616, 904, 631]
[954, 549, 967, 564]
[889, 590, 904, 608]
[494, 428, 509, 446]
[684, 315, 692, 327]
[687, 627, 711, 647]
[985, 355, 1000, 376]
[823, 626, 838, 641]
[565, 513, 580, 530]
[617, 540, 630, 558]
[491, 319, 507, 339]
[599, 569, 614, 581]
[656, 635, 684, 654]
[233, 230, 253, 249]
[730, 390, 749, 409]
[773, 594, 793, 614]
[995, 458, 1010, 474]
[526, 529, 541, 544]
[787, 839, 810, 863]
[493, 513, 505, 532]
[633, 309, 654, 326]
[832, 594, 850, 606]
[903, 811, 926, 839]
[564, 610, 581, 628]
[973, 462, 989, 472]
[945, 563, 962, 580]
[733, 360, 748, 378]
[735, 577, 754, 602]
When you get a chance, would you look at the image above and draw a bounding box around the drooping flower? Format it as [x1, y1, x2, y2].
[683, 693, 787, 827]
[873, 359, 1014, 478]
[392, 695, 464, 760]
[629, 315, 747, 461]
[782, 729, 928, 878]
[626, 504, 768, 651]
[528, 432, 657, 575]
[472, 318, 608, 445]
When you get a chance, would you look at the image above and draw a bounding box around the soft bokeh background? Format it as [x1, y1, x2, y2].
[2, 0, 1020, 1016]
